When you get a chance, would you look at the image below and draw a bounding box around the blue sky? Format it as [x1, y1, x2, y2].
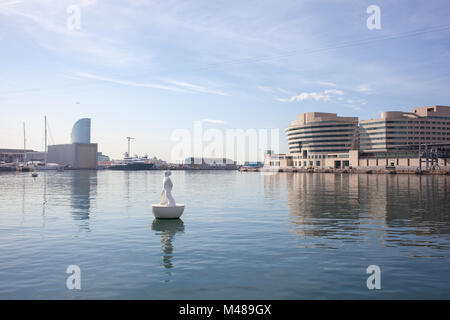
[1, 0, 450, 160]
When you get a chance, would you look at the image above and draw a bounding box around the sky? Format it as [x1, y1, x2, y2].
[1, 0, 450, 161]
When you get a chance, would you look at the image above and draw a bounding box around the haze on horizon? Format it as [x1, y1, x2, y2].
[1, 0, 450, 161]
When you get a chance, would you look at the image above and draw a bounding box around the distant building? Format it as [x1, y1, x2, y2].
[184, 157, 237, 169]
[280, 106, 450, 170]
[242, 161, 264, 168]
[24, 151, 46, 162]
[47, 118, 97, 169]
[48, 143, 98, 169]
[360, 105, 450, 152]
[71, 118, 91, 144]
[97, 152, 110, 162]
[146, 156, 167, 168]
[263, 150, 293, 168]
[0, 148, 34, 163]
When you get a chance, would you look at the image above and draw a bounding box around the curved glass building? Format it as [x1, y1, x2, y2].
[71, 118, 91, 144]
[286, 112, 359, 167]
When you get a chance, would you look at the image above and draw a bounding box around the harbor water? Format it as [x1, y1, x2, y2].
[0, 170, 449, 299]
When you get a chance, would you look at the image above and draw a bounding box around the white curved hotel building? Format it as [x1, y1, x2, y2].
[286, 112, 359, 168]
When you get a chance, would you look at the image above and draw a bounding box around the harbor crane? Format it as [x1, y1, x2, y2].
[126, 137, 135, 158]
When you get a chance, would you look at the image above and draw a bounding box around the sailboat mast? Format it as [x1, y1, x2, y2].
[44, 116, 47, 166]
[23, 122, 26, 162]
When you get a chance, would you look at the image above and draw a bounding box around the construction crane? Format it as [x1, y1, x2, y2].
[126, 137, 135, 158]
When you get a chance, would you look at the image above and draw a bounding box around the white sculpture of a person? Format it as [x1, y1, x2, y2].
[160, 171, 176, 207]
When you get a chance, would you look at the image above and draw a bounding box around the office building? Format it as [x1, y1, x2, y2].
[360, 105, 450, 152]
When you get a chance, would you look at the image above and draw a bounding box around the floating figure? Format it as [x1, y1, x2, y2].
[152, 171, 185, 219]
[160, 171, 176, 206]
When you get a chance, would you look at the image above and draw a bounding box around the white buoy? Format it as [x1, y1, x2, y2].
[152, 170, 185, 219]
[152, 204, 185, 219]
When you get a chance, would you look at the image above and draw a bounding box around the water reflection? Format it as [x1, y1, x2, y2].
[280, 173, 450, 251]
[151, 219, 184, 272]
[70, 170, 97, 232]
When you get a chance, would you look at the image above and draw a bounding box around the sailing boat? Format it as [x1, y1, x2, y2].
[35, 116, 63, 171]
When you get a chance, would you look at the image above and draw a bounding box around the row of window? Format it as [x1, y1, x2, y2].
[286, 123, 356, 133]
[287, 133, 353, 140]
[360, 137, 450, 146]
[289, 148, 352, 153]
[287, 128, 356, 137]
[361, 119, 450, 126]
[289, 143, 351, 149]
[361, 126, 450, 131]
[361, 131, 449, 136]
[288, 139, 352, 145]
[361, 136, 449, 142]
[293, 160, 321, 167]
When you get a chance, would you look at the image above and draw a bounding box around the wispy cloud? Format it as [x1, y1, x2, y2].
[165, 80, 228, 96]
[200, 119, 226, 124]
[73, 71, 227, 95]
[256, 85, 293, 95]
[73, 71, 189, 92]
[344, 97, 367, 110]
[0, 0, 136, 66]
[0, 1, 24, 8]
[277, 88, 344, 103]
[318, 81, 337, 87]
[356, 84, 374, 95]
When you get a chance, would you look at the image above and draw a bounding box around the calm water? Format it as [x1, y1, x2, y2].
[0, 170, 449, 299]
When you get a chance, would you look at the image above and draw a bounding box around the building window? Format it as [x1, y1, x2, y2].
[316, 161, 320, 166]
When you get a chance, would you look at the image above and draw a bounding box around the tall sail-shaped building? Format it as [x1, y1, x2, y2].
[71, 118, 91, 144]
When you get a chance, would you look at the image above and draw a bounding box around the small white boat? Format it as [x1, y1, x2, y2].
[151, 204, 185, 219]
[35, 163, 64, 171]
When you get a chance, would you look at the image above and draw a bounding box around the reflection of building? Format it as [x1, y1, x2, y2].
[47, 118, 98, 169]
[283, 173, 384, 245]
[281, 172, 449, 248]
[70, 170, 97, 231]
